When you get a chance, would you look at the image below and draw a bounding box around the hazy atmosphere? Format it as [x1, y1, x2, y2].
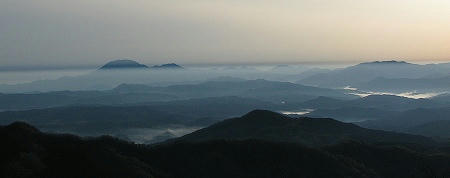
[2, 0, 450, 68]
[2, 1, 450, 177]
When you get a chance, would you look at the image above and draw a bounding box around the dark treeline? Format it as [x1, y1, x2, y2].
[2, 120, 450, 178]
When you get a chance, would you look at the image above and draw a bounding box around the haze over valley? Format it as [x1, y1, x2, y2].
[2, 0, 450, 177]
[2, 60, 450, 144]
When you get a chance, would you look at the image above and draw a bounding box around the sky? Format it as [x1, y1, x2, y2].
[1, 0, 450, 67]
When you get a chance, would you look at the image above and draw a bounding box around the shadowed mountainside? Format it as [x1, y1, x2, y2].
[2, 120, 450, 178]
[170, 110, 435, 147]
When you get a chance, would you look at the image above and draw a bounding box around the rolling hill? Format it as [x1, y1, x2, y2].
[2, 120, 450, 178]
[171, 110, 435, 147]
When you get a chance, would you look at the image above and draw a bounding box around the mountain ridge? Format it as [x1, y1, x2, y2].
[99, 59, 149, 70]
[168, 110, 436, 146]
[2, 120, 450, 177]
[150, 63, 184, 70]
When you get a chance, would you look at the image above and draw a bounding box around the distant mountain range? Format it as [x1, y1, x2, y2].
[99, 60, 184, 70]
[0, 96, 279, 138]
[3, 84, 450, 138]
[0, 79, 353, 111]
[2, 60, 450, 93]
[0, 60, 188, 93]
[298, 60, 450, 90]
[111, 79, 354, 104]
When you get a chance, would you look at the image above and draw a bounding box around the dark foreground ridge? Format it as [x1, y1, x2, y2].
[2, 112, 450, 177]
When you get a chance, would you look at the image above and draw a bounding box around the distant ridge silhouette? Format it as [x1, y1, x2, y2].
[99, 59, 148, 70]
[150, 63, 184, 70]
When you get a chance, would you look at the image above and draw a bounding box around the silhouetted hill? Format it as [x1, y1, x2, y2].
[0, 122, 160, 178]
[172, 110, 435, 146]
[99, 59, 149, 70]
[358, 60, 411, 65]
[150, 63, 184, 70]
[2, 122, 450, 178]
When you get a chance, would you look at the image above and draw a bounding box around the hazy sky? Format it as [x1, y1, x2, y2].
[1, 0, 450, 67]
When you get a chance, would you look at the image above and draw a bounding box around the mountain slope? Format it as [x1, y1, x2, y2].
[2, 122, 450, 178]
[172, 110, 435, 146]
[0, 122, 159, 178]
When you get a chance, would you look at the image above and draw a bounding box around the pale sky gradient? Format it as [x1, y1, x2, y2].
[1, 0, 450, 67]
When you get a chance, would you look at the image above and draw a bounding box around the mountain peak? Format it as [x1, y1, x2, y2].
[242, 110, 287, 120]
[173, 110, 434, 146]
[4, 121, 40, 134]
[99, 59, 148, 70]
[359, 60, 410, 65]
[151, 63, 184, 70]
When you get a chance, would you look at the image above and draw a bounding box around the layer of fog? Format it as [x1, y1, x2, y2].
[43, 126, 202, 144]
[119, 127, 202, 144]
[343, 86, 445, 99]
[279, 109, 314, 115]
